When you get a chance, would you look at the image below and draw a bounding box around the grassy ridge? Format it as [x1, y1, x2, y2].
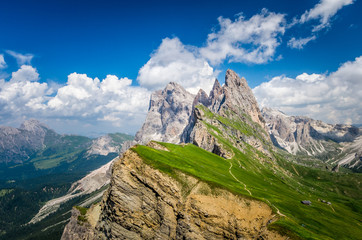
[133, 131, 361, 239]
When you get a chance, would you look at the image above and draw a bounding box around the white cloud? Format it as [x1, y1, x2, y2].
[0, 65, 152, 135]
[137, 10, 286, 94]
[253, 56, 362, 124]
[137, 37, 218, 94]
[200, 9, 286, 64]
[288, 36, 316, 49]
[300, 0, 354, 32]
[6, 50, 34, 66]
[0, 54, 6, 69]
[48, 73, 150, 119]
[0, 66, 48, 115]
[11, 65, 40, 82]
[45, 73, 151, 134]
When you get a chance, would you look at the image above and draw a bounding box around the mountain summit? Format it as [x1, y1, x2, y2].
[135, 82, 195, 144]
[0, 119, 57, 164]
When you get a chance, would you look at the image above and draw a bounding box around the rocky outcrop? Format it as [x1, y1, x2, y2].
[135, 82, 195, 144]
[262, 107, 361, 170]
[87, 135, 121, 156]
[69, 148, 283, 240]
[0, 119, 58, 164]
[61, 207, 98, 240]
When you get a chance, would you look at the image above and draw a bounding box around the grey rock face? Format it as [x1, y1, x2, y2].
[215, 69, 267, 130]
[0, 119, 57, 164]
[87, 135, 121, 156]
[135, 82, 195, 144]
[135, 70, 269, 153]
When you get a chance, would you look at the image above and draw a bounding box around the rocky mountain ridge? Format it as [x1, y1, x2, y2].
[0, 120, 131, 167]
[262, 107, 361, 171]
[136, 69, 270, 158]
[0, 120, 58, 164]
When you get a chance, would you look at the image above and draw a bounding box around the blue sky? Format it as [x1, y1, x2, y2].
[0, 0, 361, 136]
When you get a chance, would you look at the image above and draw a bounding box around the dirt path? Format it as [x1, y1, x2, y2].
[229, 162, 252, 196]
[227, 161, 286, 218]
[264, 198, 286, 217]
[292, 165, 299, 176]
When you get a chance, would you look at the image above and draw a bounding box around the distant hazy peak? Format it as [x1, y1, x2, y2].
[19, 119, 50, 132]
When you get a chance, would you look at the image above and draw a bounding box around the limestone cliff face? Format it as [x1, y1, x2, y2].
[135, 82, 195, 144]
[68, 147, 283, 240]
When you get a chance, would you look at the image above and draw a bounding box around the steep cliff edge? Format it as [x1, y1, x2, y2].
[63, 145, 284, 240]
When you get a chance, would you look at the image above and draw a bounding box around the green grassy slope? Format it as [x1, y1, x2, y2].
[133, 143, 361, 239]
[131, 105, 361, 240]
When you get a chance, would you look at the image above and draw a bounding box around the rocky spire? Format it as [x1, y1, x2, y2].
[135, 82, 195, 144]
[208, 69, 266, 130]
[193, 89, 210, 108]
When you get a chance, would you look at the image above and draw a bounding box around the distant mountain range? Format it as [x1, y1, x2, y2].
[0, 120, 133, 240]
[0, 119, 133, 180]
[262, 107, 361, 171]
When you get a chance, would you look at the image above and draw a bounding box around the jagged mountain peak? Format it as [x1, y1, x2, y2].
[137, 70, 270, 151]
[225, 69, 248, 88]
[211, 69, 266, 130]
[0, 119, 57, 164]
[135, 81, 195, 144]
[193, 88, 210, 107]
[164, 81, 185, 91]
[19, 119, 51, 132]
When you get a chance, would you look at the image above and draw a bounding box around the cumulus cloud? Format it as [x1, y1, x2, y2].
[138, 10, 286, 94]
[200, 9, 286, 64]
[288, 36, 316, 49]
[253, 56, 362, 124]
[6, 50, 34, 66]
[48, 73, 150, 120]
[0, 65, 48, 116]
[300, 0, 354, 32]
[137, 38, 218, 94]
[0, 55, 6, 69]
[11, 65, 40, 82]
[0, 65, 152, 135]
